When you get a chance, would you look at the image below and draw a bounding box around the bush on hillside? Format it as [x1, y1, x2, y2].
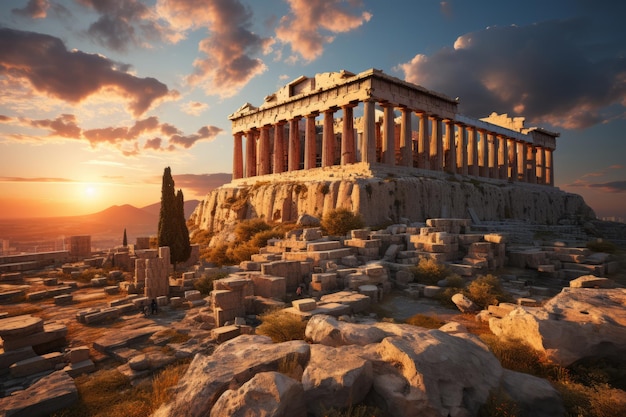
[321, 208, 364, 236]
[256, 309, 307, 343]
[410, 258, 450, 285]
[465, 274, 509, 309]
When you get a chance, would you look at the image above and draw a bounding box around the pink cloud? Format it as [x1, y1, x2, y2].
[275, 0, 372, 62]
[11, 0, 49, 19]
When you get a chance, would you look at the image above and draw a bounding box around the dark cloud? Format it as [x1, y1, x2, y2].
[0, 28, 173, 116]
[77, 0, 172, 52]
[0, 115, 12, 122]
[12, 0, 49, 19]
[397, 14, 626, 130]
[169, 125, 223, 149]
[588, 181, 626, 193]
[173, 173, 232, 195]
[275, 0, 372, 62]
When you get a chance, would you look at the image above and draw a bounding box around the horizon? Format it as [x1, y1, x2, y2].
[1, 1, 625, 220]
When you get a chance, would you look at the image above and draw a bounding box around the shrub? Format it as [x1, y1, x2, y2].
[410, 258, 450, 285]
[235, 218, 272, 241]
[321, 207, 364, 236]
[256, 309, 307, 343]
[203, 243, 235, 266]
[465, 274, 510, 309]
[586, 239, 618, 254]
[322, 404, 387, 417]
[405, 313, 444, 329]
[194, 272, 228, 295]
[249, 229, 285, 248]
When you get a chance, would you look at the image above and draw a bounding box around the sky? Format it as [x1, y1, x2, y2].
[0, 0, 625, 220]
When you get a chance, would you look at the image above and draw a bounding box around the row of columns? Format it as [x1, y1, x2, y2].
[233, 103, 554, 186]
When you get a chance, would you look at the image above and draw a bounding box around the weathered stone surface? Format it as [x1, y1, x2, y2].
[0, 315, 43, 340]
[2, 322, 67, 351]
[302, 344, 373, 415]
[489, 287, 626, 366]
[319, 291, 370, 313]
[153, 335, 310, 417]
[93, 324, 166, 354]
[0, 370, 78, 417]
[190, 167, 594, 238]
[569, 275, 616, 288]
[210, 371, 306, 417]
[500, 369, 565, 417]
[451, 293, 480, 313]
[305, 315, 502, 416]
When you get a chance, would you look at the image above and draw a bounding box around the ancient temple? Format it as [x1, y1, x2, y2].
[229, 68, 556, 186]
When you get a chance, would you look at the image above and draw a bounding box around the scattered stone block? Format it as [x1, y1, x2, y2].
[103, 285, 118, 295]
[67, 346, 90, 363]
[64, 359, 96, 377]
[54, 294, 73, 305]
[0, 370, 78, 417]
[170, 297, 183, 308]
[83, 307, 120, 324]
[569, 275, 616, 289]
[0, 289, 25, 303]
[10, 351, 64, 378]
[320, 291, 371, 313]
[292, 298, 317, 312]
[423, 285, 442, 298]
[91, 277, 108, 287]
[43, 277, 58, 286]
[212, 325, 241, 343]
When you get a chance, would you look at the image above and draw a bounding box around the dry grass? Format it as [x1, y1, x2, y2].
[256, 308, 308, 343]
[404, 313, 444, 329]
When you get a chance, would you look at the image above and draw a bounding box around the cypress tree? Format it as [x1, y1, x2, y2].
[122, 228, 128, 247]
[157, 167, 191, 266]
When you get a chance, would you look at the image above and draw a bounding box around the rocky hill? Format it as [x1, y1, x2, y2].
[190, 163, 595, 237]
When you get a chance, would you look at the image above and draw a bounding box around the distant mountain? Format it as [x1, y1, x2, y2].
[81, 204, 159, 225]
[141, 199, 200, 219]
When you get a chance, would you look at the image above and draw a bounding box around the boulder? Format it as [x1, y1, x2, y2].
[451, 293, 480, 313]
[0, 370, 77, 417]
[500, 369, 565, 417]
[569, 275, 616, 289]
[305, 315, 503, 417]
[302, 344, 373, 415]
[489, 287, 626, 366]
[153, 335, 310, 417]
[210, 371, 305, 417]
[297, 214, 320, 227]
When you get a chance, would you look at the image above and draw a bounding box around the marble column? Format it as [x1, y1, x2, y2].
[430, 116, 443, 171]
[546, 149, 554, 186]
[258, 125, 271, 176]
[399, 107, 412, 167]
[341, 105, 355, 165]
[304, 113, 317, 170]
[288, 117, 301, 171]
[536, 147, 546, 185]
[233, 132, 243, 179]
[467, 126, 478, 176]
[507, 138, 517, 181]
[361, 99, 376, 164]
[487, 132, 497, 178]
[497, 135, 508, 180]
[456, 123, 467, 175]
[443, 119, 456, 172]
[417, 112, 429, 170]
[322, 109, 336, 167]
[382, 104, 395, 165]
[478, 130, 488, 178]
[245, 129, 257, 178]
[273, 121, 286, 174]
[527, 144, 537, 184]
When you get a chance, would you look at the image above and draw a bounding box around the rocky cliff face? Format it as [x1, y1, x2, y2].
[189, 163, 595, 235]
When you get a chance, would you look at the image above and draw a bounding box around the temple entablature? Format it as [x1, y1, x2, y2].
[229, 68, 556, 187]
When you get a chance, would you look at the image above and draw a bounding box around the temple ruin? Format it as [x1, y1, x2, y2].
[229, 68, 556, 186]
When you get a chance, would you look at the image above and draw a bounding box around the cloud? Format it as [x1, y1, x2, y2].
[29, 114, 82, 138]
[169, 125, 223, 149]
[12, 0, 49, 19]
[157, 0, 272, 98]
[396, 14, 626, 130]
[181, 101, 209, 116]
[588, 181, 626, 193]
[0, 176, 76, 183]
[77, 0, 178, 51]
[275, 0, 372, 62]
[172, 173, 232, 195]
[0, 28, 174, 117]
[581, 164, 624, 178]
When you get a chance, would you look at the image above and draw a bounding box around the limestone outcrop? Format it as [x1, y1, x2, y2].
[489, 285, 626, 366]
[189, 163, 594, 238]
[155, 315, 564, 417]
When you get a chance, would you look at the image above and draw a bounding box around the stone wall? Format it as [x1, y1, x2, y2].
[190, 163, 594, 236]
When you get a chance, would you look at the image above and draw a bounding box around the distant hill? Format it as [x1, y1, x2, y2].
[141, 199, 200, 219]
